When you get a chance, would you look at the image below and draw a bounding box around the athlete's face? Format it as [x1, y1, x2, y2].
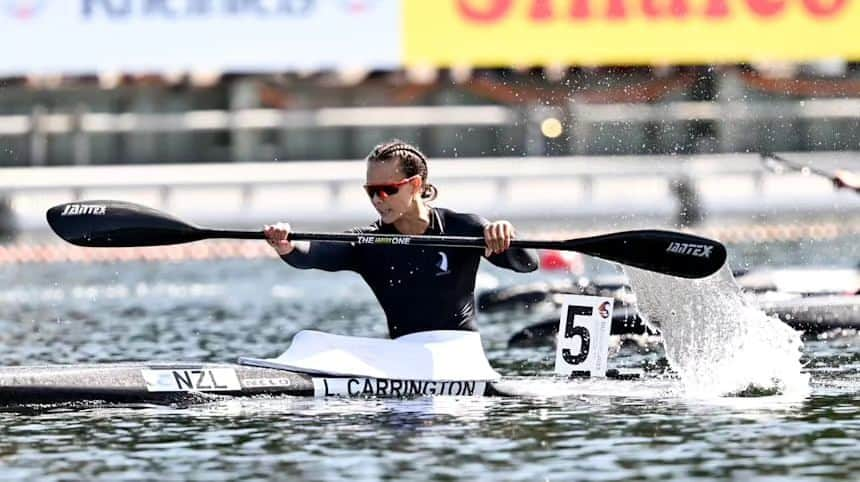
[365, 160, 421, 224]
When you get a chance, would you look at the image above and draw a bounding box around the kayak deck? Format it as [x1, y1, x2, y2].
[0, 362, 513, 406]
[0, 362, 314, 406]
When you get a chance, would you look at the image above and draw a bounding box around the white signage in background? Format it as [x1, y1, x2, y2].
[554, 295, 613, 378]
[0, 0, 401, 75]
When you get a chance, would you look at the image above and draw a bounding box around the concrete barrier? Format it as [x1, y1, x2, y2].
[2, 152, 860, 236]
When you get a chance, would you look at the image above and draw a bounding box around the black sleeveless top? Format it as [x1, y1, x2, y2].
[282, 207, 538, 338]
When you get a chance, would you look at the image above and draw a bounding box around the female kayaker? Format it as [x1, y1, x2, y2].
[263, 140, 538, 338]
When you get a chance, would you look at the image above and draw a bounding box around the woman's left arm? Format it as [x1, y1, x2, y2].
[483, 220, 539, 272]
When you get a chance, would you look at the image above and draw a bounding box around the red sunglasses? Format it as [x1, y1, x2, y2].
[363, 176, 418, 200]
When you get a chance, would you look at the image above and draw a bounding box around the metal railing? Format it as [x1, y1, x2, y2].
[0, 105, 516, 136]
[0, 99, 858, 165]
[1, 100, 856, 136]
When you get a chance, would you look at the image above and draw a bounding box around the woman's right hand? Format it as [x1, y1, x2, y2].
[264, 222, 295, 256]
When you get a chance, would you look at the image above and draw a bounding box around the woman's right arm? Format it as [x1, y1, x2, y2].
[264, 222, 358, 272]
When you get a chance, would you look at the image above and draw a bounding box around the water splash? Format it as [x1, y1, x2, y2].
[625, 265, 809, 398]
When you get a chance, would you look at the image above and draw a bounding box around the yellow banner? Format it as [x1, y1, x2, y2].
[403, 0, 860, 67]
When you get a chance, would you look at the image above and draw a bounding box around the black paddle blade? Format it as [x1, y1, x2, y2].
[565, 230, 727, 279]
[47, 200, 206, 247]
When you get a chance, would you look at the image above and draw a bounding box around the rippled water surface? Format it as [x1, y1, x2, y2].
[1, 237, 860, 481]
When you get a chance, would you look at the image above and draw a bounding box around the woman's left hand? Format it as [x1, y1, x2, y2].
[484, 220, 515, 257]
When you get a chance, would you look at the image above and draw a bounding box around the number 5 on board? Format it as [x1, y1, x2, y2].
[554, 295, 614, 378]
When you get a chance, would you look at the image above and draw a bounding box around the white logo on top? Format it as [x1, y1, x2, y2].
[665, 242, 713, 258]
[436, 252, 450, 276]
[60, 204, 107, 216]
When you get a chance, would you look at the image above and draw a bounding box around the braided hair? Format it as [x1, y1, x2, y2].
[366, 140, 438, 201]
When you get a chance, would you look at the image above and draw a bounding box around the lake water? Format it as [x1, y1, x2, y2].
[1, 236, 859, 481]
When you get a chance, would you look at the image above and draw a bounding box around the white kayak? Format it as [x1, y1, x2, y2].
[0, 329, 590, 406]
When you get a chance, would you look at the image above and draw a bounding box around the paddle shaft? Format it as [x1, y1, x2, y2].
[199, 229, 673, 252]
[200, 229, 510, 247]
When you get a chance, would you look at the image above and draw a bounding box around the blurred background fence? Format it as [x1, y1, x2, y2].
[2, 69, 859, 166]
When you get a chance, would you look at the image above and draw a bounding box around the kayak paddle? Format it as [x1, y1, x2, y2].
[46, 200, 727, 279]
